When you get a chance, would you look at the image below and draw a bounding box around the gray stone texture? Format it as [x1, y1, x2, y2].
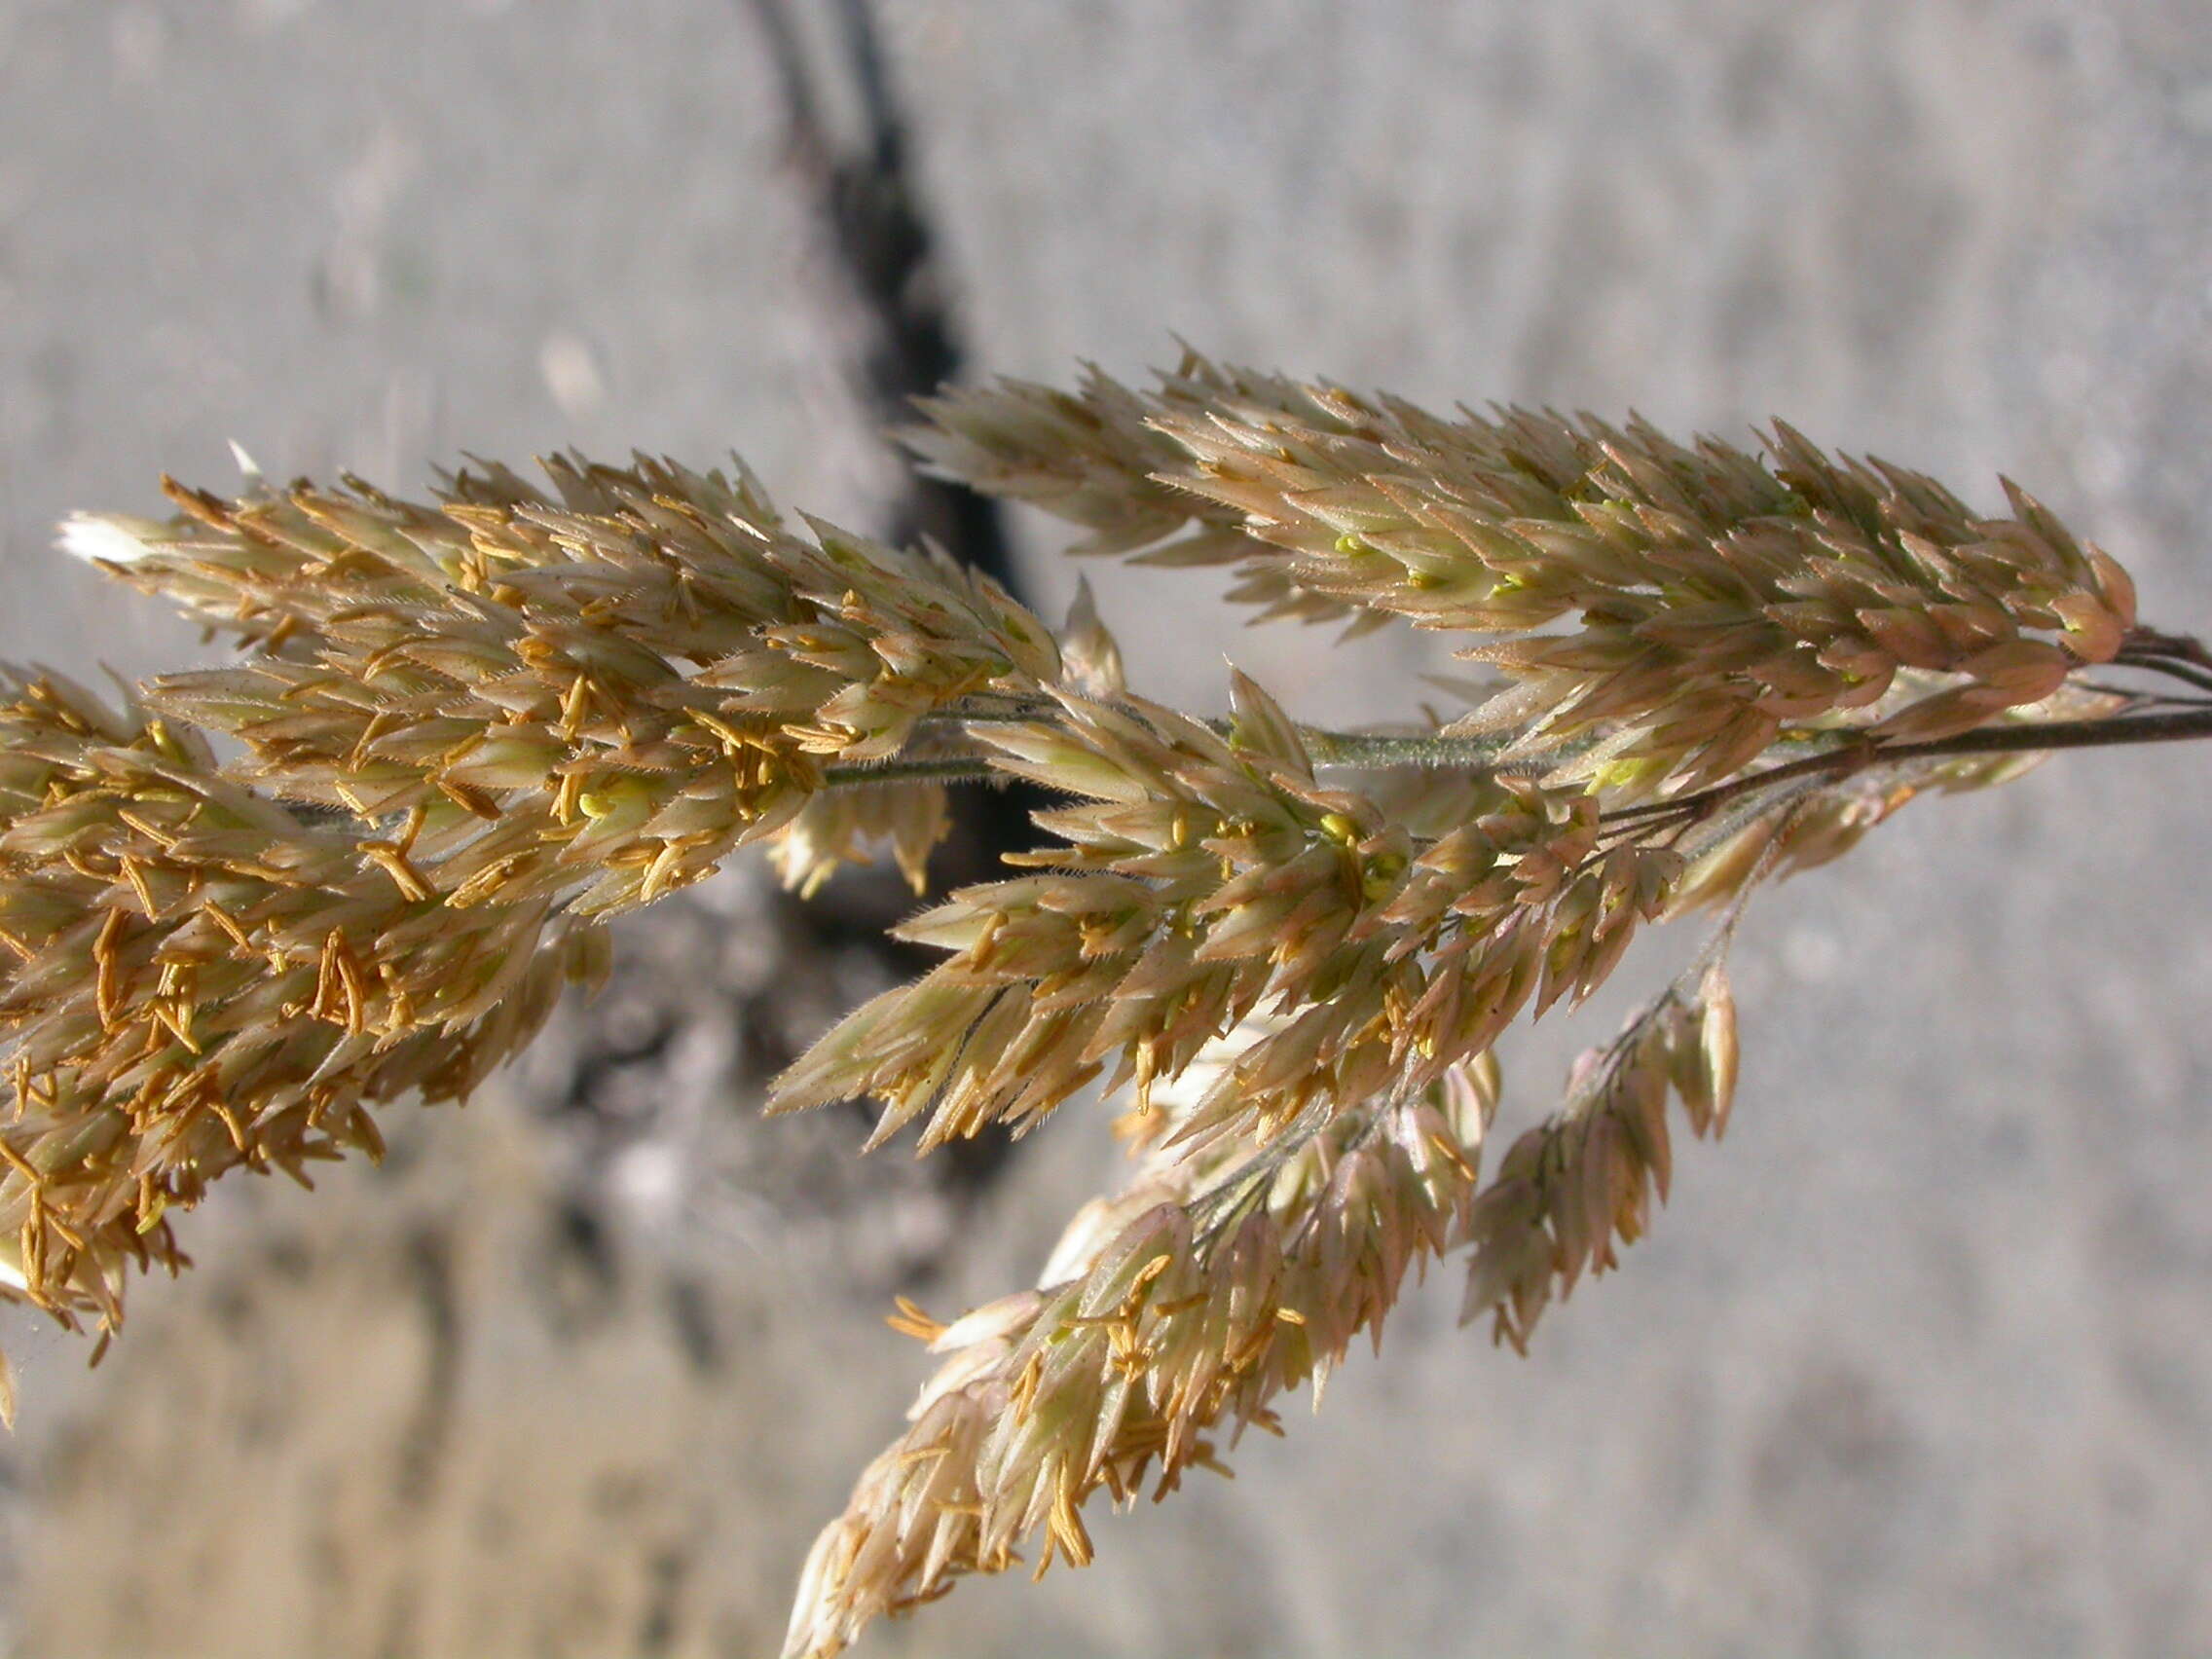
[4, 2, 2212, 1654]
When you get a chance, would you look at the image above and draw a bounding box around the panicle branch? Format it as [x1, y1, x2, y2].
[768, 678, 1680, 1155]
[68, 454, 1063, 906]
[8, 454, 1068, 1339]
[0, 672, 606, 1332]
[782, 1043, 1499, 1659]
[915, 352, 2137, 793]
[1461, 965, 1738, 1352]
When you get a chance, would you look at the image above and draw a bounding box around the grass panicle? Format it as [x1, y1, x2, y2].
[7, 354, 2200, 1657]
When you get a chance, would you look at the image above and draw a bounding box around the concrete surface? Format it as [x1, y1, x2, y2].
[5, 2, 2212, 1654]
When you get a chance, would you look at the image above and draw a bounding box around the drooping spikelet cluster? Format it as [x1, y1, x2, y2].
[784, 1042, 1499, 1659]
[1461, 965, 1736, 1352]
[7, 352, 2175, 1650]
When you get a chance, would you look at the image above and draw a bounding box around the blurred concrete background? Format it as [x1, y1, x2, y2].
[5, 1, 2212, 1654]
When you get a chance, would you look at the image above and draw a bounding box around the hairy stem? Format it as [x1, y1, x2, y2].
[912, 702, 1521, 765]
[820, 756, 1006, 789]
[831, 704, 2212, 809]
[1295, 728, 1516, 768]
